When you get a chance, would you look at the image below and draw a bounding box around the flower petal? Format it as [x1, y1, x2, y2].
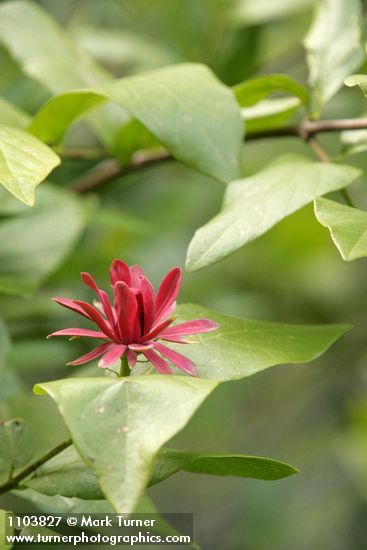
[154, 267, 181, 324]
[137, 276, 156, 333]
[128, 343, 154, 351]
[98, 344, 127, 369]
[73, 300, 117, 342]
[47, 328, 109, 339]
[130, 264, 146, 287]
[160, 319, 219, 339]
[110, 259, 131, 286]
[52, 297, 91, 320]
[81, 272, 115, 329]
[66, 343, 110, 366]
[140, 317, 174, 343]
[127, 349, 137, 368]
[114, 282, 140, 342]
[153, 342, 198, 376]
[143, 348, 172, 374]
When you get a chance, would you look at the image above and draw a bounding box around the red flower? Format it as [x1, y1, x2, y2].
[48, 260, 218, 376]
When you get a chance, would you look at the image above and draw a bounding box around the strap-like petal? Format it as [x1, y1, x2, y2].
[98, 344, 127, 369]
[81, 272, 115, 329]
[140, 317, 174, 343]
[160, 319, 218, 338]
[143, 348, 172, 374]
[137, 276, 156, 333]
[47, 328, 109, 339]
[154, 268, 181, 324]
[127, 349, 137, 368]
[153, 342, 198, 376]
[73, 300, 117, 342]
[52, 297, 91, 320]
[110, 259, 131, 286]
[67, 343, 110, 366]
[114, 282, 140, 343]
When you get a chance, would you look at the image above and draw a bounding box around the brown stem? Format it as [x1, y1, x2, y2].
[67, 117, 367, 193]
[70, 150, 171, 192]
[304, 136, 355, 207]
[0, 438, 72, 496]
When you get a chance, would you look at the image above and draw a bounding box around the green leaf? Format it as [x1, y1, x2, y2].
[0, 185, 86, 296]
[170, 304, 351, 381]
[27, 62, 243, 181]
[28, 90, 107, 145]
[186, 154, 360, 271]
[150, 448, 298, 485]
[104, 63, 244, 182]
[0, 124, 60, 206]
[242, 98, 301, 134]
[314, 198, 367, 261]
[304, 0, 365, 117]
[0, 98, 30, 129]
[34, 376, 218, 513]
[24, 445, 104, 500]
[233, 74, 310, 107]
[23, 444, 297, 500]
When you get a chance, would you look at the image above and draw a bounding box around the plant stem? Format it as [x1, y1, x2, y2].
[0, 438, 72, 496]
[305, 136, 356, 207]
[66, 117, 367, 192]
[119, 355, 131, 377]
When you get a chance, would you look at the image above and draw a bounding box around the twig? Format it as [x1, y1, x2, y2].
[305, 136, 355, 207]
[67, 117, 367, 193]
[70, 150, 171, 192]
[0, 438, 72, 496]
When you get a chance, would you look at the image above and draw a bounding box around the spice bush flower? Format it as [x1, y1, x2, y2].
[48, 260, 218, 376]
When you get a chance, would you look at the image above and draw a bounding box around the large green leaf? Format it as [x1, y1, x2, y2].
[28, 62, 243, 181]
[0, 98, 30, 129]
[105, 64, 244, 182]
[314, 198, 367, 261]
[233, 74, 310, 107]
[0, 124, 60, 206]
[0, 185, 86, 296]
[186, 154, 360, 271]
[34, 376, 218, 513]
[169, 304, 350, 381]
[23, 444, 297, 500]
[304, 0, 365, 117]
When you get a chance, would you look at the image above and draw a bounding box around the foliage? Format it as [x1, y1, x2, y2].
[1, 0, 367, 548]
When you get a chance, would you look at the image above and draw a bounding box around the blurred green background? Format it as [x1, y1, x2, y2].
[2, 1, 367, 548]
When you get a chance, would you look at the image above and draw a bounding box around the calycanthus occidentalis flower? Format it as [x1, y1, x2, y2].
[48, 260, 218, 376]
